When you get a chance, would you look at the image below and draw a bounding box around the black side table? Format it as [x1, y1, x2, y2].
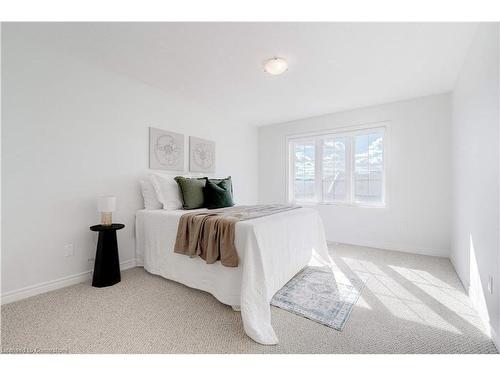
[90, 223, 125, 288]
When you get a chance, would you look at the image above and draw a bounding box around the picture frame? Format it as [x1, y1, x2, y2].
[189, 136, 215, 173]
[149, 127, 185, 171]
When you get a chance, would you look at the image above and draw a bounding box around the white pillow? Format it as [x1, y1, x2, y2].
[140, 179, 162, 210]
[150, 173, 183, 210]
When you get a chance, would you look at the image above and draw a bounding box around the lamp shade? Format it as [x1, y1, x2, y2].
[97, 196, 116, 213]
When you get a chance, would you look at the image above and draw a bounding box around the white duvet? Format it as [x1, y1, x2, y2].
[135, 207, 330, 345]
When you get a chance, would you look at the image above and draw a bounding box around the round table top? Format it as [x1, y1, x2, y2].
[90, 223, 125, 232]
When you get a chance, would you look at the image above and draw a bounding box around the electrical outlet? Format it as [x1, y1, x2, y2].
[64, 244, 74, 257]
[487, 276, 493, 294]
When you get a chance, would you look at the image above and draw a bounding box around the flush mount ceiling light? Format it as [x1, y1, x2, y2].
[263, 57, 288, 75]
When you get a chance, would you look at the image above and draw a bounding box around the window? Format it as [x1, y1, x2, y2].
[288, 126, 386, 206]
[292, 140, 316, 202]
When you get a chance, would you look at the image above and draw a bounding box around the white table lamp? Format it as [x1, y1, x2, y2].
[98, 196, 116, 226]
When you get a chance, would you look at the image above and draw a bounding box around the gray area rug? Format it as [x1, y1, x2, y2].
[271, 266, 367, 331]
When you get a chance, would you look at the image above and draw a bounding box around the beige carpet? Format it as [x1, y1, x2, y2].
[1, 244, 497, 354]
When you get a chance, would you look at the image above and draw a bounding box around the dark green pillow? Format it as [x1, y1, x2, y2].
[209, 176, 233, 195]
[204, 178, 234, 209]
[174, 176, 206, 209]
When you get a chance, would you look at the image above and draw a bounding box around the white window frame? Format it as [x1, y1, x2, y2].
[286, 121, 389, 208]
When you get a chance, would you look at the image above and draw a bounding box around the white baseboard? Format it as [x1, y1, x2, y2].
[119, 259, 137, 271]
[326, 240, 449, 258]
[1, 259, 137, 305]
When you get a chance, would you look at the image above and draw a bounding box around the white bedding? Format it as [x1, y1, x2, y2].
[135, 207, 330, 345]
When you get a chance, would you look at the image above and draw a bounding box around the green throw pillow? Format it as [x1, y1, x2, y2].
[204, 178, 235, 209]
[209, 176, 233, 195]
[174, 176, 206, 209]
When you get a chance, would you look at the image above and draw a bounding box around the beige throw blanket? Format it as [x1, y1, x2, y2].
[174, 204, 300, 267]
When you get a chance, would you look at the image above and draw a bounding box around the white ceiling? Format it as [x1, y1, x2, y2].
[9, 22, 478, 127]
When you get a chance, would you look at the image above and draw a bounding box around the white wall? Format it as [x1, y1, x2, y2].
[1, 27, 258, 299]
[451, 23, 500, 347]
[258, 93, 452, 257]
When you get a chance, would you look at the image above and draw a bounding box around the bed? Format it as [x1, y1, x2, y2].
[135, 206, 330, 345]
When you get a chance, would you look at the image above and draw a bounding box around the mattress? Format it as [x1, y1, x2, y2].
[135, 206, 330, 345]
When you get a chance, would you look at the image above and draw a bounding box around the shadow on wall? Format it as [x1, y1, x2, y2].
[468, 234, 492, 336]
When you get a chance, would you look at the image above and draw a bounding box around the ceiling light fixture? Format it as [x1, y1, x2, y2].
[263, 57, 288, 75]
